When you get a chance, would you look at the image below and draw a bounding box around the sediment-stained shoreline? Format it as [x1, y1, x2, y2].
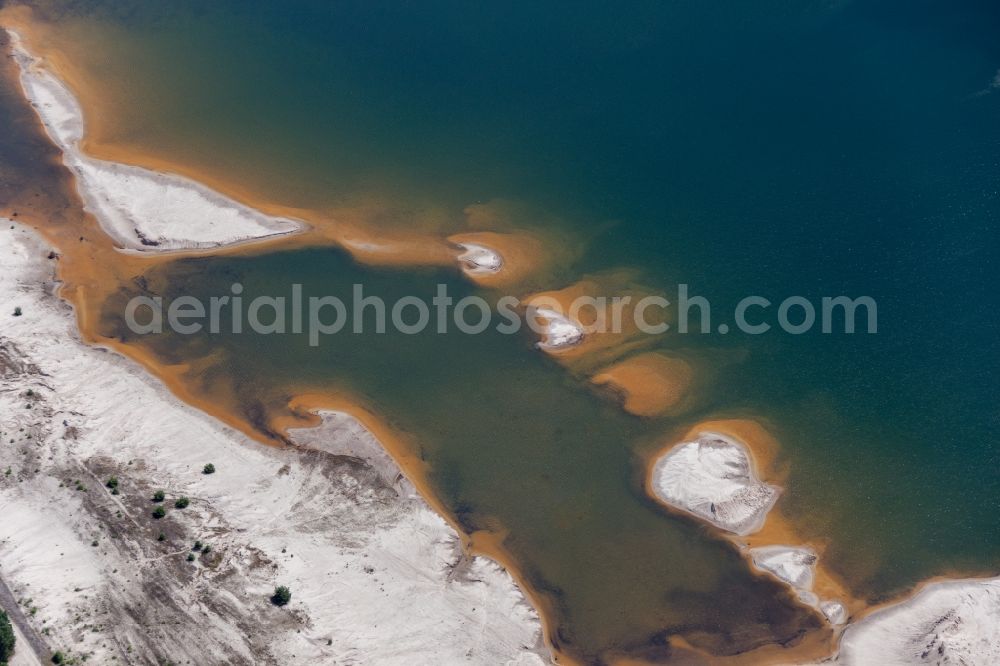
[0, 222, 546, 664]
[3, 11, 996, 664]
[1, 22, 830, 663]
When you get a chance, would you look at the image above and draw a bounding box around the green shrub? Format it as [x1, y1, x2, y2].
[270, 586, 291, 607]
[174, 497, 190, 509]
[152, 490, 165, 503]
[202, 463, 215, 475]
[186, 553, 195, 562]
[51, 651, 65, 664]
[105, 477, 118, 490]
[192, 540, 202, 552]
[152, 506, 166, 519]
[0, 610, 14, 663]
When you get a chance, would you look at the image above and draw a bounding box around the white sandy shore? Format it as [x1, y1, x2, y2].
[649, 432, 779, 536]
[7, 30, 302, 252]
[456, 242, 503, 275]
[833, 578, 1000, 665]
[0, 222, 545, 664]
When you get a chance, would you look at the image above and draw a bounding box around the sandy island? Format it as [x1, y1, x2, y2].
[646, 423, 1000, 662]
[3, 18, 998, 666]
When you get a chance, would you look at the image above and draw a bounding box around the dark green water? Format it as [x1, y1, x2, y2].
[13, 0, 1000, 661]
[104, 251, 822, 661]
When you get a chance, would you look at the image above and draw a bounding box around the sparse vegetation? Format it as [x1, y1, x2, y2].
[156, 533, 166, 542]
[174, 497, 190, 509]
[106, 477, 119, 495]
[12, 307, 22, 317]
[186, 553, 195, 562]
[152, 490, 165, 502]
[0, 610, 15, 663]
[201, 544, 212, 554]
[202, 463, 215, 475]
[192, 540, 202, 552]
[52, 651, 65, 664]
[271, 585, 291, 607]
[152, 506, 166, 519]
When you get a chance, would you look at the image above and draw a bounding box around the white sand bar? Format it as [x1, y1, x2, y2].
[530, 306, 584, 350]
[8, 30, 302, 252]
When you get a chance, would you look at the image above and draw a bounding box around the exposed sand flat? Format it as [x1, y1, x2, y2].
[7, 30, 302, 252]
[648, 432, 780, 536]
[529, 306, 585, 350]
[649, 427, 854, 628]
[749, 546, 846, 625]
[834, 578, 1000, 665]
[0, 222, 545, 665]
[752, 546, 818, 595]
[455, 241, 504, 275]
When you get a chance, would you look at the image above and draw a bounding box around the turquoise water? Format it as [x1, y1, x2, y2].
[14, 0, 1000, 660]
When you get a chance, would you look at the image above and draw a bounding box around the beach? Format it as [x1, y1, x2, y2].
[1, 5, 998, 664]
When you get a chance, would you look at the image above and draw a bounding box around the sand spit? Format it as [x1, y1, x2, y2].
[648, 430, 851, 629]
[649, 432, 780, 536]
[833, 577, 1000, 665]
[648, 426, 1000, 663]
[0, 222, 545, 664]
[7, 30, 302, 252]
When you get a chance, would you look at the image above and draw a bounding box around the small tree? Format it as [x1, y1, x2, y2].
[152, 506, 166, 519]
[174, 497, 190, 509]
[271, 586, 291, 607]
[0, 610, 15, 663]
[202, 463, 215, 475]
[152, 490, 165, 503]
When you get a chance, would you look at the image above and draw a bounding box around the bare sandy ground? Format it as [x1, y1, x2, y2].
[7, 31, 302, 252]
[0, 222, 545, 665]
[648, 430, 1000, 663]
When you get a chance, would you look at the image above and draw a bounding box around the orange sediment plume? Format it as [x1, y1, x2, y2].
[0, 15, 852, 664]
[591, 352, 693, 417]
[524, 271, 669, 370]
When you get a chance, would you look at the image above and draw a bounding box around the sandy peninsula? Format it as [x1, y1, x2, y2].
[647, 427, 1000, 662]
[8, 31, 302, 252]
[0, 221, 546, 665]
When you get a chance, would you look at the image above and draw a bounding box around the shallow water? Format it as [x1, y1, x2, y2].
[5, 0, 1000, 661]
[99, 249, 827, 661]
